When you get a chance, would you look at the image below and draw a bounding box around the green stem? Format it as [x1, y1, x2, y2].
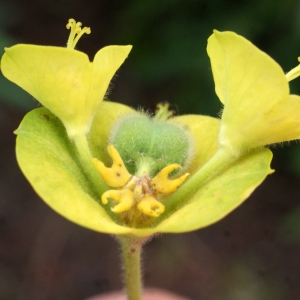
[119, 236, 145, 300]
[72, 133, 107, 195]
[162, 148, 236, 216]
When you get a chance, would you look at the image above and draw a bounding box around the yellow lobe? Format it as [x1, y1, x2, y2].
[137, 194, 165, 217]
[151, 164, 189, 194]
[207, 30, 300, 153]
[168, 115, 220, 175]
[1, 39, 132, 139]
[92, 145, 132, 188]
[101, 189, 134, 213]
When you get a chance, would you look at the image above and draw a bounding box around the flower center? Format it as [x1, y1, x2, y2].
[92, 145, 189, 226]
[66, 18, 91, 50]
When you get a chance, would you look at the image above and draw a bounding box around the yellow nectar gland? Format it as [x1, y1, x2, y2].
[92, 145, 189, 219]
[66, 18, 91, 50]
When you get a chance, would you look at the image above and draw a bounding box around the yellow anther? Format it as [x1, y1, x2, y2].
[137, 194, 165, 217]
[92, 145, 132, 188]
[66, 18, 91, 50]
[151, 164, 189, 194]
[101, 189, 134, 213]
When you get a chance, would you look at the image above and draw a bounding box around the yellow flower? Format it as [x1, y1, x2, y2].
[3, 24, 276, 237]
[14, 101, 272, 236]
[207, 30, 300, 155]
[1, 19, 132, 139]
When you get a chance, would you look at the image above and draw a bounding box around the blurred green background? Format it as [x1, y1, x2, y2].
[1, 0, 300, 299]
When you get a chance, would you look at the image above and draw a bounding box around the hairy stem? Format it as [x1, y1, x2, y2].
[119, 236, 146, 300]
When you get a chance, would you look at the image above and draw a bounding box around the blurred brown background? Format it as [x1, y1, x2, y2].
[1, 0, 300, 299]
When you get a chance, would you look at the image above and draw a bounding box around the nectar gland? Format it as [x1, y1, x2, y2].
[92, 145, 189, 225]
[66, 18, 91, 50]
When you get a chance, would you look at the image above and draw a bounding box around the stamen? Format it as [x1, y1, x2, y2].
[137, 194, 165, 217]
[92, 145, 132, 188]
[66, 18, 91, 50]
[286, 57, 300, 82]
[72, 27, 91, 48]
[102, 189, 134, 213]
[154, 102, 175, 122]
[151, 164, 189, 194]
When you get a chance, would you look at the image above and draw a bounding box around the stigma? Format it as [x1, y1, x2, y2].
[92, 145, 189, 219]
[66, 18, 91, 50]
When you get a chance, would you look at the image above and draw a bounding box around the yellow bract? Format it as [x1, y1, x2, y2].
[207, 30, 300, 154]
[1, 19, 132, 139]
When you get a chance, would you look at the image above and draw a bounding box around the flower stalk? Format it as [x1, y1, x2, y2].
[119, 236, 148, 300]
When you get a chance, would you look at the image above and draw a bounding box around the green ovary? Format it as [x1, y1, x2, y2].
[110, 112, 192, 177]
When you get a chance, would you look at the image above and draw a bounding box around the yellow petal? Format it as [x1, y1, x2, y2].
[207, 30, 300, 152]
[1, 44, 132, 138]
